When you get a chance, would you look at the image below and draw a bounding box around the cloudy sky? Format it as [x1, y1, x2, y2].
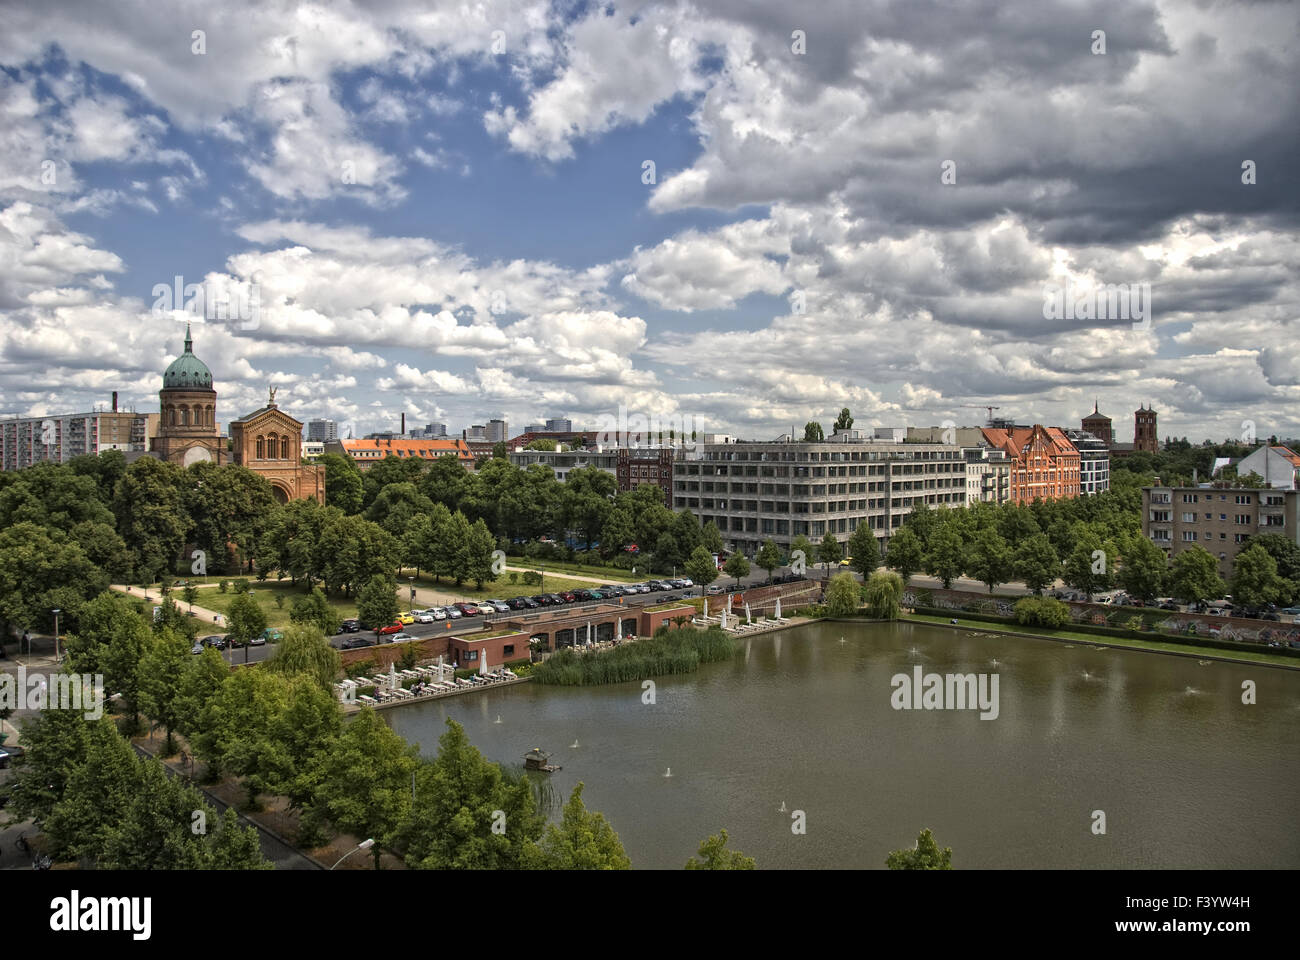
[1, 0, 1297, 443]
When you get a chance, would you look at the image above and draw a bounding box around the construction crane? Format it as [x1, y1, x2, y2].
[962, 404, 1002, 422]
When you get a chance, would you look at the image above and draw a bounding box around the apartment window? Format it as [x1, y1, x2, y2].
[1235, 495, 1252, 505]
[1182, 494, 1197, 503]
[1182, 531, 1197, 541]
[1219, 514, 1226, 521]
[1235, 515, 1251, 525]
[503, 645, 515, 657]
[1181, 512, 1195, 523]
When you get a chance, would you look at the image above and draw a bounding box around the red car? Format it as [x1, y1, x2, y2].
[375, 621, 403, 635]
[454, 602, 480, 616]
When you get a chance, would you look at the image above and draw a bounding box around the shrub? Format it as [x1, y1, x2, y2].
[508, 572, 518, 585]
[345, 658, 378, 679]
[522, 570, 543, 586]
[232, 578, 250, 594]
[533, 627, 734, 686]
[218, 580, 229, 594]
[1013, 596, 1071, 628]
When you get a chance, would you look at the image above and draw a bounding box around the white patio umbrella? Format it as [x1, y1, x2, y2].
[703, 598, 709, 619]
[720, 609, 728, 630]
[615, 617, 623, 641]
[479, 647, 488, 675]
[388, 661, 398, 693]
[586, 621, 592, 646]
[745, 602, 752, 625]
[774, 598, 782, 620]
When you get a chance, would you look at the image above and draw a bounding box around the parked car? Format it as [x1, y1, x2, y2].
[338, 618, 361, 633]
[201, 634, 228, 650]
[342, 635, 376, 649]
[1158, 601, 1179, 611]
[560, 591, 578, 602]
[190, 641, 205, 655]
[545, 593, 566, 604]
[390, 633, 415, 642]
[446, 606, 463, 619]
[706, 584, 724, 595]
[376, 622, 404, 635]
[677, 578, 694, 588]
[634, 583, 651, 594]
[532, 594, 554, 606]
[252, 628, 281, 646]
[453, 603, 478, 616]
[1279, 606, 1300, 616]
[489, 600, 510, 613]
[0, 745, 25, 769]
[572, 589, 593, 601]
[430, 607, 448, 620]
[507, 597, 528, 610]
[475, 603, 497, 616]
[396, 612, 416, 625]
[414, 611, 435, 623]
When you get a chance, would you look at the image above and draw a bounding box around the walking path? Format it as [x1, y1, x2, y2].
[109, 584, 228, 629]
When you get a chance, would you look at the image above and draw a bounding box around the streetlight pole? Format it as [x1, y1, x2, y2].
[408, 576, 415, 614]
[330, 838, 375, 870]
[52, 608, 60, 663]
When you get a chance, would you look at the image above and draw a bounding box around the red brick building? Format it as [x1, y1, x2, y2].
[981, 425, 1081, 503]
[615, 447, 677, 502]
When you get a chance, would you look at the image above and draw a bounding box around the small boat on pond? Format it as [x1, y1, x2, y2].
[523, 747, 562, 772]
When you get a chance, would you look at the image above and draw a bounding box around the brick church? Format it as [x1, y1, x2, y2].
[150, 323, 324, 503]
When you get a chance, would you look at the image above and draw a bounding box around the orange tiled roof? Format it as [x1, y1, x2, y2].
[980, 425, 1078, 459]
[1273, 446, 1300, 470]
[338, 437, 473, 461]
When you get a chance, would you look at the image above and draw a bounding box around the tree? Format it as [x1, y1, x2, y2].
[535, 781, 630, 869]
[885, 527, 924, 584]
[0, 522, 108, 637]
[525, 438, 557, 451]
[267, 622, 343, 691]
[112, 457, 188, 582]
[924, 527, 965, 589]
[824, 571, 860, 616]
[183, 462, 278, 573]
[466, 518, 498, 589]
[601, 509, 635, 559]
[1012, 534, 1059, 595]
[320, 453, 363, 514]
[863, 570, 904, 620]
[290, 586, 341, 636]
[314, 707, 419, 868]
[174, 646, 230, 746]
[723, 551, 750, 586]
[227, 592, 267, 647]
[701, 521, 725, 556]
[397, 719, 544, 870]
[1242, 533, 1300, 586]
[356, 574, 399, 631]
[964, 527, 1013, 594]
[684, 545, 718, 591]
[1117, 535, 1167, 604]
[1168, 546, 1226, 606]
[833, 408, 853, 433]
[755, 539, 781, 583]
[817, 533, 843, 577]
[43, 717, 140, 864]
[208, 808, 274, 869]
[685, 829, 755, 870]
[138, 627, 193, 755]
[6, 700, 93, 825]
[846, 523, 881, 578]
[1062, 527, 1113, 601]
[886, 828, 953, 870]
[1230, 544, 1290, 607]
[100, 600, 154, 734]
[802, 421, 825, 442]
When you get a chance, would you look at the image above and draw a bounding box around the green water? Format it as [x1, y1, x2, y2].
[386, 621, 1300, 869]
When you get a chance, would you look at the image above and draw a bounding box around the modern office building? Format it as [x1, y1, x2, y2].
[1066, 429, 1110, 496]
[671, 438, 967, 558]
[306, 418, 338, 442]
[963, 446, 1012, 505]
[486, 419, 509, 443]
[424, 422, 448, 437]
[0, 394, 155, 471]
[508, 447, 617, 482]
[1142, 483, 1298, 578]
[301, 440, 325, 459]
[545, 417, 572, 432]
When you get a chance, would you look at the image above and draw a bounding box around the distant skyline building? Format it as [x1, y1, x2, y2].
[306, 418, 338, 442]
[425, 422, 447, 437]
[545, 417, 572, 432]
[486, 418, 508, 443]
[0, 396, 155, 471]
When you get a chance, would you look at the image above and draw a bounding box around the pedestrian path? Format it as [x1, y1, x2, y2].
[108, 584, 228, 629]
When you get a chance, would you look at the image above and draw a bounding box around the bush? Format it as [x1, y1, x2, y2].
[232, 578, 250, 594]
[915, 589, 934, 607]
[345, 658, 378, 678]
[1013, 596, 1071, 628]
[522, 570, 543, 586]
[218, 580, 229, 594]
[508, 572, 518, 585]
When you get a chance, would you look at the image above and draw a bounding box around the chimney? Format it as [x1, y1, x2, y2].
[112, 391, 118, 412]
[401, 412, 406, 436]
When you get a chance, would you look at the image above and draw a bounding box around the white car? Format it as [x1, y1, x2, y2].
[414, 611, 434, 624]
[428, 607, 447, 620]
[445, 607, 463, 619]
[476, 603, 496, 616]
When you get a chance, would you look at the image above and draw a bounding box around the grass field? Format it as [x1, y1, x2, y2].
[902, 613, 1298, 667]
[498, 557, 651, 582]
[196, 584, 359, 628]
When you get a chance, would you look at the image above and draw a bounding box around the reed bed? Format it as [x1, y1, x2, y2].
[532, 626, 735, 686]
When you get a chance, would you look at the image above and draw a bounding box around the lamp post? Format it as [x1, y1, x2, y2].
[408, 576, 416, 614]
[52, 608, 60, 662]
[331, 838, 375, 870]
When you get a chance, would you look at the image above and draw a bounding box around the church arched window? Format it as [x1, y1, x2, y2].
[256, 436, 265, 460]
[181, 406, 190, 426]
[267, 433, 277, 458]
[206, 405, 213, 426]
[281, 436, 289, 459]
[168, 406, 176, 426]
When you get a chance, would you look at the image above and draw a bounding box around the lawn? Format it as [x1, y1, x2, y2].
[196, 583, 358, 628]
[498, 557, 649, 582]
[902, 613, 1298, 667]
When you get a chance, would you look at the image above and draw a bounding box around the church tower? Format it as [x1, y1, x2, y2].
[1134, 404, 1158, 454]
[150, 323, 228, 466]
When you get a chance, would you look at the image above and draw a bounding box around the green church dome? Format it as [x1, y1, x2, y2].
[163, 323, 213, 389]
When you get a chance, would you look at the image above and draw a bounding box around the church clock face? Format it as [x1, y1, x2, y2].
[183, 446, 213, 467]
